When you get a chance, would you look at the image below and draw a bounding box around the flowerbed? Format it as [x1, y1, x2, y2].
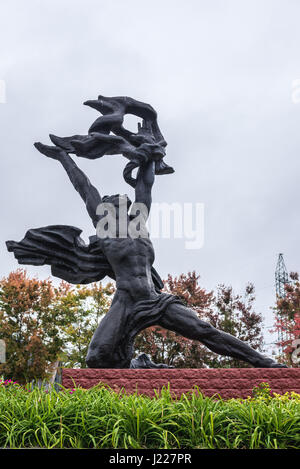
[0, 378, 299, 449]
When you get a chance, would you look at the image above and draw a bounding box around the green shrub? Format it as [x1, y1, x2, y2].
[0, 379, 299, 449]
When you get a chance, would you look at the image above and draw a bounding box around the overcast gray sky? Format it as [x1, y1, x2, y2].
[1, 0, 299, 352]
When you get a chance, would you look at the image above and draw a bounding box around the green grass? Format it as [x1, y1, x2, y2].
[0, 380, 300, 449]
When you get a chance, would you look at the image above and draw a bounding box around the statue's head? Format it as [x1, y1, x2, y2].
[102, 194, 132, 213]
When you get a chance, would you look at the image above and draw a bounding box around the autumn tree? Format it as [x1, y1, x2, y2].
[134, 271, 264, 368]
[0, 269, 266, 377]
[205, 283, 264, 368]
[0, 269, 115, 382]
[0, 269, 71, 383]
[61, 282, 115, 368]
[274, 272, 300, 366]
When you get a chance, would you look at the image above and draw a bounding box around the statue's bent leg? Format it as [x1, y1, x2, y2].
[86, 292, 135, 368]
[157, 303, 284, 368]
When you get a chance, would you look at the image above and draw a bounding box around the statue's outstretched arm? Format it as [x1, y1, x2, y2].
[133, 159, 155, 216]
[34, 143, 101, 228]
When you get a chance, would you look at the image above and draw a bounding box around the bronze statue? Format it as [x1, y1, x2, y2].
[7, 95, 286, 368]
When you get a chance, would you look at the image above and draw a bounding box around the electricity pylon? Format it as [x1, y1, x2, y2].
[275, 253, 290, 354]
[275, 253, 289, 298]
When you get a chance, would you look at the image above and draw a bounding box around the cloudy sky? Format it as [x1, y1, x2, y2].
[1, 0, 299, 352]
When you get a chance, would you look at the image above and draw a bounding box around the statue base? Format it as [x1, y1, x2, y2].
[62, 368, 300, 398]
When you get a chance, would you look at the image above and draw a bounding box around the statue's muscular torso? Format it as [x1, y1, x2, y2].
[100, 236, 157, 300]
